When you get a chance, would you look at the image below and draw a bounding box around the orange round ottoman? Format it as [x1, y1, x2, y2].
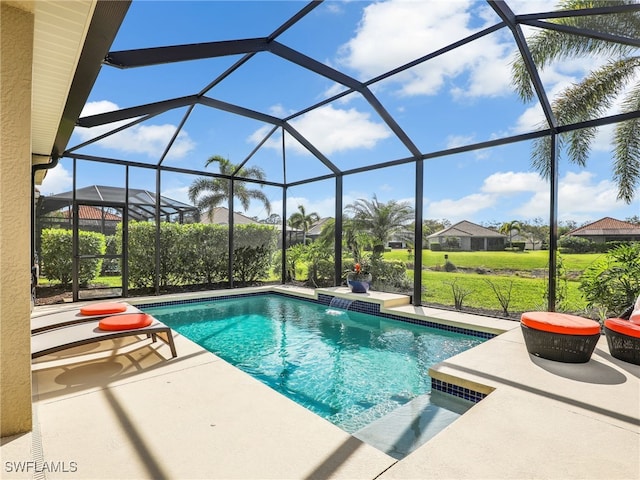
[521, 312, 601, 363]
[604, 318, 640, 365]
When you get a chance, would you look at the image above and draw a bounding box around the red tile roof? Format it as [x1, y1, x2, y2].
[569, 217, 640, 236]
[62, 205, 122, 221]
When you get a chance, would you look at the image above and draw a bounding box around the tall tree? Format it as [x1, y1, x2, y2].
[346, 195, 414, 251]
[288, 204, 320, 245]
[188, 155, 271, 220]
[499, 220, 521, 248]
[511, 0, 640, 203]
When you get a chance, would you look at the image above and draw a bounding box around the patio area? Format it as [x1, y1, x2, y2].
[2, 286, 638, 479]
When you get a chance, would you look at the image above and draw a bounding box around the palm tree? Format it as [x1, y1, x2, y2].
[288, 204, 320, 245]
[188, 155, 271, 219]
[511, 0, 640, 203]
[499, 220, 521, 248]
[346, 195, 414, 253]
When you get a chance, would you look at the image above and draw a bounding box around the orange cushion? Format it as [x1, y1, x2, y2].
[98, 313, 153, 331]
[521, 312, 601, 336]
[605, 318, 640, 338]
[80, 302, 127, 316]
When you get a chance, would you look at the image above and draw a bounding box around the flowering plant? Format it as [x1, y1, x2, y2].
[346, 262, 371, 281]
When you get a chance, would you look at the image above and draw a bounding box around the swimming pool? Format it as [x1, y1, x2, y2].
[144, 294, 485, 433]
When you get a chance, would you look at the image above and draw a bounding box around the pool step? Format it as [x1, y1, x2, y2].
[352, 392, 473, 460]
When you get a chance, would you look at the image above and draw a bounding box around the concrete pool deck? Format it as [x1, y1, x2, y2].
[2, 286, 639, 479]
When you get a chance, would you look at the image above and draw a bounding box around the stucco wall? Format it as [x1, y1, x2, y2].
[1, 2, 34, 436]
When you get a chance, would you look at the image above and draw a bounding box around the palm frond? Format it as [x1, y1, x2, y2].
[613, 83, 640, 203]
[188, 177, 216, 204]
[511, 0, 639, 101]
[197, 193, 227, 219]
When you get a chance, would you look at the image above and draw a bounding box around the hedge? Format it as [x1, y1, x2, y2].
[40, 228, 106, 287]
[117, 221, 278, 288]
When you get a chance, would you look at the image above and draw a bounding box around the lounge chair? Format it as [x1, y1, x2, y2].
[31, 312, 177, 359]
[31, 302, 141, 334]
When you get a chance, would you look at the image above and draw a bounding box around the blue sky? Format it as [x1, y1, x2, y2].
[42, 0, 639, 226]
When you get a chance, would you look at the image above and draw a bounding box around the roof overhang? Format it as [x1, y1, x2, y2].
[29, 0, 130, 184]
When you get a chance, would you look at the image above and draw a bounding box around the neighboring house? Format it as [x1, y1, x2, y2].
[566, 217, 640, 243]
[200, 207, 301, 248]
[200, 207, 260, 225]
[40, 204, 123, 235]
[65, 205, 122, 235]
[306, 217, 333, 242]
[387, 229, 413, 249]
[427, 220, 506, 251]
[510, 232, 544, 251]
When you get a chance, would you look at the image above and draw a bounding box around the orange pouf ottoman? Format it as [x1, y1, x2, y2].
[521, 312, 601, 363]
[604, 318, 640, 365]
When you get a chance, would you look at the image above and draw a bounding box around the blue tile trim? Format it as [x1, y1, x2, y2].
[138, 291, 495, 339]
[431, 378, 487, 403]
[137, 290, 269, 309]
[138, 290, 322, 310]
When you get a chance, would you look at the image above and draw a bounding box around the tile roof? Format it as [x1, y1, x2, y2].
[200, 207, 259, 225]
[307, 217, 332, 236]
[568, 217, 640, 236]
[428, 220, 505, 238]
[63, 205, 122, 221]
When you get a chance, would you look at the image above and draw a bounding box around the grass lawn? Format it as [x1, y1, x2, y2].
[39, 250, 597, 316]
[38, 275, 123, 288]
[384, 249, 603, 273]
[387, 249, 593, 315]
[419, 270, 586, 315]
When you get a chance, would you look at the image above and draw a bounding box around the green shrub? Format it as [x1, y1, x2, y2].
[579, 243, 640, 317]
[444, 260, 457, 272]
[101, 234, 120, 275]
[430, 242, 442, 251]
[233, 246, 272, 284]
[183, 223, 228, 284]
[304, 241, 335, 287]
[122, 221, 278, 289]
[558, 236, 593, 253]
[120, 222, 156, 288]
[370, 257, 411, 291]
[234, 224, 278, 249]
[41, 228, 105, 287]
[511, 241, 525, 251]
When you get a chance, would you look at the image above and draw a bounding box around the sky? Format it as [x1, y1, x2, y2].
[41, 0, 640, 227]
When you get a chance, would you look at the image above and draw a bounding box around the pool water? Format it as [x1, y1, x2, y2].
[144, 295, 484, 433]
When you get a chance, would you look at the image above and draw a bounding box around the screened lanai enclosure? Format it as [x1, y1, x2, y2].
[34, 0, 640, 315]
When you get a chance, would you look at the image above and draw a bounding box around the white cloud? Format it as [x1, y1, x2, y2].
[160, 185, 192, 206]
[250, 105, 391, 155]
[338, 0, 515, 98]
[424, 169, 629, 224]
[39, 164, 72, 195]
[512, 171, 625, 222]
[446, 134, 476, 149]
[426, 193, 497, 221]
[73, 101, 195, 160]
[481, 171, 545, 194]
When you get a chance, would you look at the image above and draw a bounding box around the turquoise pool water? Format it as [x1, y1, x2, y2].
[144, 295, 484, 433]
